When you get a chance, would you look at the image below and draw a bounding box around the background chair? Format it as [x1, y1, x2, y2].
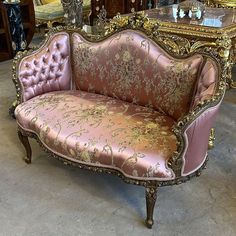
[34, 0, 64, 28]
[34, 0, 91, 29]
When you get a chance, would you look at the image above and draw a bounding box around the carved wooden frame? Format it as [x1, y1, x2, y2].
[13, 13, 228, 228]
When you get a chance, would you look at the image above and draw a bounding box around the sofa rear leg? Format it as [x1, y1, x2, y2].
[17, 130, 32, 164]
[145, 185, 158, 229]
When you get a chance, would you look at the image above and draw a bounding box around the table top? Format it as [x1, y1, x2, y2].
[146, 5, 236, 29]
[140, 5, 236, 39]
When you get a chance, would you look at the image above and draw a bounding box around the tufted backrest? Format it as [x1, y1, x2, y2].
[18, 32, 71, 102]
[71, 30, 204, 120]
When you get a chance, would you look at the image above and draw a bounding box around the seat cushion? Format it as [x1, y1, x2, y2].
[15, 91, 177, 180]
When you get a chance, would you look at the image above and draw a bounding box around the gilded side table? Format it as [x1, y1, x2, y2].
[206, 0, 236, 8]
[144, 5, 236, 88]
[142, 5, 236, 148]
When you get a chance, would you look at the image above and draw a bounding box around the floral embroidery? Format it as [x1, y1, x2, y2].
[16, 91, 177, 179]
[72, 31, 202, 120]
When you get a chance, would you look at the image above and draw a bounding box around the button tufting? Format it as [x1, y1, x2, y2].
[56, 43, 60, 50]
[33, 69, 37, 76]
[58, 64, 63, 71]
[25, 62, 30, 68]
[49, 65, 54, 72]
[42, 57, 47, 63]
[19, 34, 71, 102]
[52, 54, 56, 61]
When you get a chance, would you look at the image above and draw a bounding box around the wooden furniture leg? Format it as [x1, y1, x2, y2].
[145, 185, 158, 228]
[18, 130, 32, 164]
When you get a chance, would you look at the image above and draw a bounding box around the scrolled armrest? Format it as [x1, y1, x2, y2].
[14, 32, 71, 103]
[181, 101, 222, 176]
[170, 89, 224, 178]
[170, 56, 225, 177]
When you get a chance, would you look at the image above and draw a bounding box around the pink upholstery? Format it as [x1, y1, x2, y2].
[15, 90, 177, 180]
[18, 32, 72, 102]
[182, 58, 219, 176]
[71, 30, 203, 120]
[15, 30, 222, 180]
[191, 59, 218, 108]
[182, 103, 221, 176]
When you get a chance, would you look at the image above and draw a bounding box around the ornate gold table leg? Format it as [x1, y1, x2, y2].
[227, 64, 236, 89]
[216, 35, 233, 89]
[17, 130, 32, 164]
[208, 128, 215, 150]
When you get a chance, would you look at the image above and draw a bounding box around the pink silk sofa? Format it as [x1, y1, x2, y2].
[13, 15, 226, 228]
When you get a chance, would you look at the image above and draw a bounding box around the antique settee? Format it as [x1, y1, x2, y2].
[13, 14, 227, 228]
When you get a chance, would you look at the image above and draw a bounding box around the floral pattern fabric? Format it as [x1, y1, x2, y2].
[15, 90, 177, 180]
[71, 30, 203, 120]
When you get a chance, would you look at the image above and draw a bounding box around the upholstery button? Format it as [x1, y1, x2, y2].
[52, 54, 56, 61]
[56, 43, 60, 50]
[60, 53, 65, 59]
[50, 65, 54, 72]
[55, 73, 61, 79]
[58, 64, 63, 71]
[25, 62, 30, 68]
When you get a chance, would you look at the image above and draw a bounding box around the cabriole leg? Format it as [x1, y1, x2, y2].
[145, 185, 158, 229]
[17, 130, 32, 164]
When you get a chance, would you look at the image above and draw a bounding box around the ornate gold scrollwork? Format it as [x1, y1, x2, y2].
[216, 35, 234, 88]
[105, 12, 159, 36]
[216, 34, 232, 60]
[189, 41, 216, 52]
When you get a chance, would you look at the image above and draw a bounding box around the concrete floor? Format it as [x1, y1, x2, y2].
[0, 59, 236, 236]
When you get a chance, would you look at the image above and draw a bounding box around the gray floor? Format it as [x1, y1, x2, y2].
[0, 59, 236, 236]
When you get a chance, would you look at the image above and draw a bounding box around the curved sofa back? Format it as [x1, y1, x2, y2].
[17, 30, 219, 122]
[71, 30, 204, 120]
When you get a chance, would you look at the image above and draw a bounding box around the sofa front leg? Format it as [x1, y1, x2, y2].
[145, 185, 158, 229]
[17, 130, 32, 164]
